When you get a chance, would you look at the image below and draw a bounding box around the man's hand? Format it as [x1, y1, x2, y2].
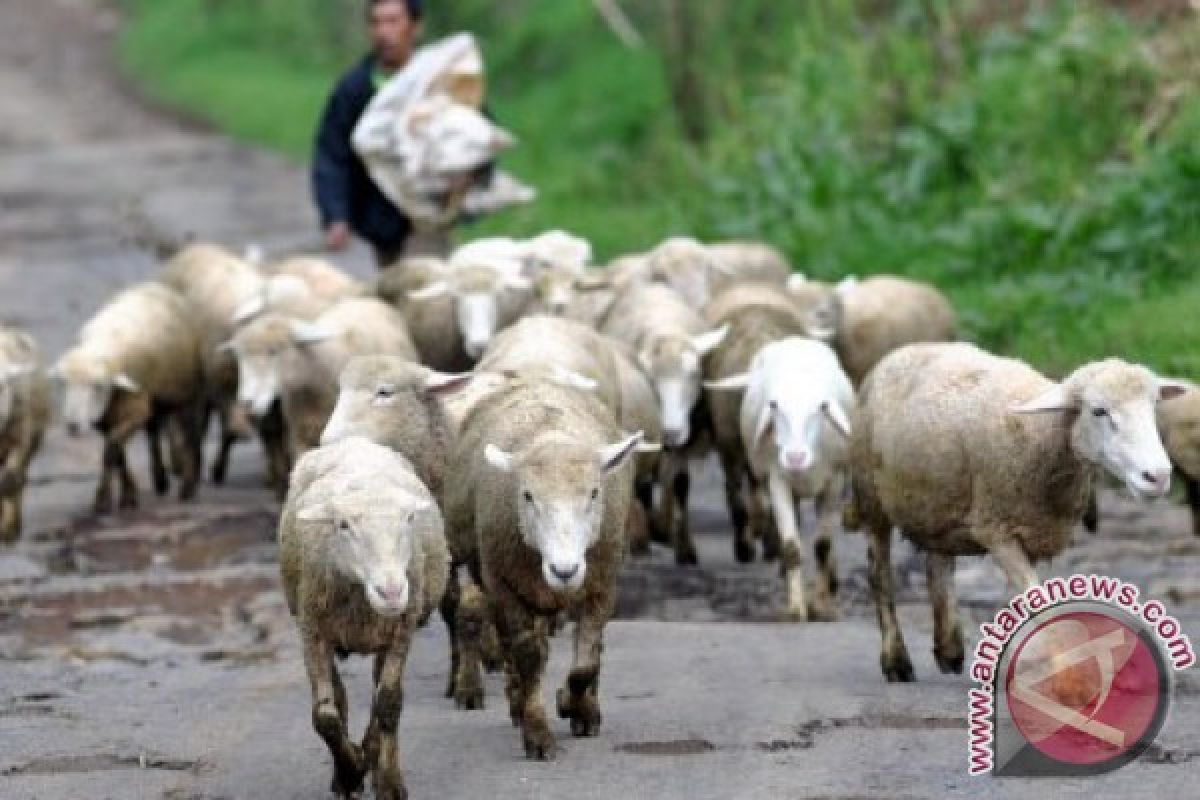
[325, 221, 352, 252]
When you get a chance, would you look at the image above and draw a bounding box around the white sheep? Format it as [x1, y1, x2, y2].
[850, 342, 1184, 682]
[707, 338, 853, 620]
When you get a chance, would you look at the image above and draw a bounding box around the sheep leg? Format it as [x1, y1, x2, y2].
[867, 521, 914, 682]
[439, 575, 461, 699]
[256, 405, 290, 500]
[745, 472, 780, 561]
[988, 537, 1038, 593]
[556, 596, 612, 737]
[303, 633, 365, 797]
[144, 414, 169, 496]
[635, 473, 662, 547]
[719, 446, 754, 563]
[1185, 475, 1200, 537]
[1082, 487, 1099, 534]
[363, 637, 412, 800]
[0, 451, 24, 542]
[626, 486, 651, 555]
[927, 552, 964, 674]
[93, 440, 115, 513]
[661, 453, 697, 565]
[769, 470, 808, 621]
[810, 488, 841, 621]
[493, 584, 555, 760]
[165, 412, 200, 501]
[0, 495, 17, 544]
[452, 581, 488, 711]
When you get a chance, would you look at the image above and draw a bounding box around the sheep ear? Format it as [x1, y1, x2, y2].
[232, 294, 266, 325]
[290, 321, 333, 346]
[551, 366, 598, 392]
[1009, 384, 1075, 414]
[834, 276, 859, 297]
[598, 431, 644, 473]
[112, 373, 140, 393]
[786, 273, 808, 292]
[484, 444, 515, 472]
[636, 440, 663, 454]
[408, 280, 451, 301]
[296, 504, 333, 523]
[423, 370, 473, 396]
[1159, 380, 1190, 402]
[753, 405, 775, 449]
[705, 373, 750, 391]
[822, 400, 852, 438]
[691, 324, 730, 356]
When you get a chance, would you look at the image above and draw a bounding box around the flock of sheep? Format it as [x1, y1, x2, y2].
[1, 232, 1198, 797]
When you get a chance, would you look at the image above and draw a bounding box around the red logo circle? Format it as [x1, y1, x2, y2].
[1005, 610, 1164, 767]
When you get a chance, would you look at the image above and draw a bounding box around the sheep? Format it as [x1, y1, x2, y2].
[443, 376, 642, 759]
[279, 435, 448, 800]
[403, 260, 532, 368]
[849, 342, 1184, 682]
[707, 338, 853, 620]
[55, 283, 205, 512]
[601, 283, 728, 564]
[1157, 384, 1200, 536]
[0, 328, 49, 543]
[262, 255, 364, 301]
[831, 275, 956, 386]
[160, 243, 265, 482]
[643, 236, 725, 308]
[707, 241, 791, 290]
[703, 285, 817, 564]
[222, 297, 417, 493]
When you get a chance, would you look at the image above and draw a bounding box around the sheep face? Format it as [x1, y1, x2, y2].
[642, 327, 728, 448]
[1012, 361, 1186, 499]
[54, 352, 136, 436]
[408, 264, 530, 360]
[320, 356, 469, 446]
[224, 315, 332, 418]
[532, 269, 577, 316]
[758, 386, 851, 476]
[486, 432, 641, 593]
[297, 489, 434, 618]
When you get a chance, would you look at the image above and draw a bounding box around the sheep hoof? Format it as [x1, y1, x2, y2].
[522, 725, 558, 761]
[454, 686, 485, 711]
[882, 654, 916, 683]
[118, 492, 139, 512]
[934, 649, 965, 675]
[178, 482, 197, 502]
[557, 688, 602, 737]
[783, 607, 809, 623]
[807, 604, 839, 623]
[372, 773, 408, 800]
[153, 471, 169, 496]
[734, 538, 755, 564]
[674, 547, 698, 566]
[92, 492, 112, 515]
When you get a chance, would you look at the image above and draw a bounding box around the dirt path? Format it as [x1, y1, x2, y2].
[0, 3, 1198, 799]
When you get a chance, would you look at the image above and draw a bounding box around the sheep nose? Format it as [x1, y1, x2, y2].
[1141, 468, 1171, 493]
[550, 562, 579, 583]
[66, 422, 81, 437]
[374, 582, 407, 607]
[785, 450, 812, 471]
[663, 428, 686, 448]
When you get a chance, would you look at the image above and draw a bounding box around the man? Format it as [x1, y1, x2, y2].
[312, 0, 425, 266]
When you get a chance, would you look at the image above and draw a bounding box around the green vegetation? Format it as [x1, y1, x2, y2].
[120, 0, 1200, 377]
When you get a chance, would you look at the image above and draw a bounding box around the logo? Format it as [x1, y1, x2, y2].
[967, 575, 1194, 777]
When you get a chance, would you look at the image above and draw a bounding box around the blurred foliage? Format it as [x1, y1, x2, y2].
[120, 0, 1200, 377]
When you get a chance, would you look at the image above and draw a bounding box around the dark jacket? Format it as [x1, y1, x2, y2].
[312, 55, 412, 251]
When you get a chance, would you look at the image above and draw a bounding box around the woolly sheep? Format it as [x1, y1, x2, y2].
[0, 328, 49, 543]
[850, 342, 1184, 682]
[223, 297, 416, 491]
[55, 283, 205, 512]
[708, 338, 853, 620]
[443, 377, 642, 759]
[831, 275, 956, 386]
[405, 261, 532, 364]
[703, 284, 815, 564]
[1157, 384, 1200, 536]
[279, 436, 448, 799]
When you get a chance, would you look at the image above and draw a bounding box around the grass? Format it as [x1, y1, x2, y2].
[119, 0, 1200, 378]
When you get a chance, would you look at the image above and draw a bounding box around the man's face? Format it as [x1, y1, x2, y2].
[369, 1, 419, 69]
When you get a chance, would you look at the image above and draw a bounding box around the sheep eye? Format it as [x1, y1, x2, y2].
[1091, 407, 1108, 418]
[376, 385, 396, 400]
[589, 487, 600, 501]
[769, 400, 779, 411]
[338, 520, 351, 534]
[522, 490, 534, 504]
